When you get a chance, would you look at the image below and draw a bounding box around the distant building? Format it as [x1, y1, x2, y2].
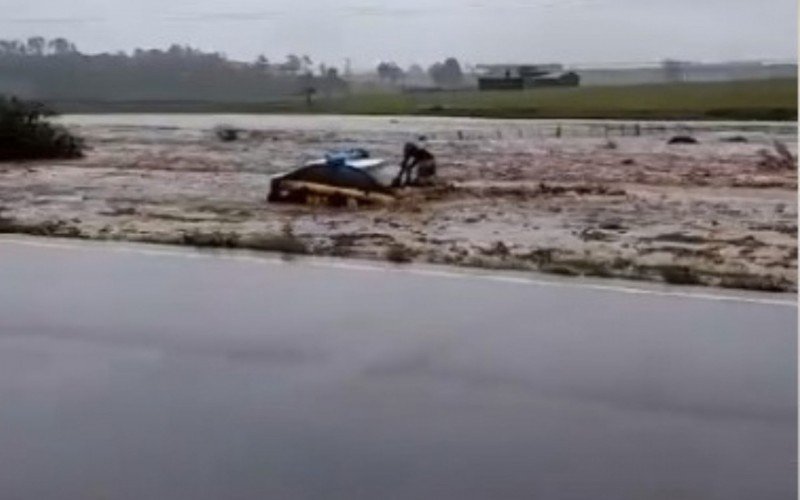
[476, 64, 580, 91]
[477, 76, 524, 91]
[527, 71, 581, 88]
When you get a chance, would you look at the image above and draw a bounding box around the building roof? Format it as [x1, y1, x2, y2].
[476, 64, 563, 77]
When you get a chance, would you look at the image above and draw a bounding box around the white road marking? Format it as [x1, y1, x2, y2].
[2, 237, 796, 308]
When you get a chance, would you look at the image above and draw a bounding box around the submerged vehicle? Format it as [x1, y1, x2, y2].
[268, 149, 395, 207]
[302, 148, 380, 168]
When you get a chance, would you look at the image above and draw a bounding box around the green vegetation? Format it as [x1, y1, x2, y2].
[308, 78, 798, 120]
[50, 78, 797, 120]
[0, 96, 83, 160]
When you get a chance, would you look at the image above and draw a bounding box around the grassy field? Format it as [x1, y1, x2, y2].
[52, 78, 797, 120]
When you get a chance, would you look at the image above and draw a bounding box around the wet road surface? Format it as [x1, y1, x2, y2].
[0, 239, 796, 500]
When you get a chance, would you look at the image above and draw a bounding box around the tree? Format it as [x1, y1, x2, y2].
[428, 57, 463, 88]
[300, 71, 316, 107]
[405, 64, 427, 85]
[280, 54, 302, 75]
[0, 96, 83, 160]
[321, 67, 342, 98]
[48, 38, 75, 56]
[26, 37, 45, 56]
[167, 44, 180, 56]
[254, 54, 270, 71]
[407, 64, 425, 77]
[377, 61, 404, 84]
[3, 40, 25, 55]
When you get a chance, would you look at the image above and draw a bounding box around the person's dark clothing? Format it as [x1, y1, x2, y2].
[394, 143, 436, 187]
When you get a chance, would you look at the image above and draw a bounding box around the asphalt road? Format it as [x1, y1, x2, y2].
[0, 238, 796, 500]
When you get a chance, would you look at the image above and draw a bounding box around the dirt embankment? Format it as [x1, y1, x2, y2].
[0, 115, 796, 292]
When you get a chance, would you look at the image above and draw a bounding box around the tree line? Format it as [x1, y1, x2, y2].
[0, 37, 347, 103]
[376, 58, 466, 88]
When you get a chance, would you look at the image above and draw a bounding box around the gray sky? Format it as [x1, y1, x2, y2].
[0, 0, 796, 69]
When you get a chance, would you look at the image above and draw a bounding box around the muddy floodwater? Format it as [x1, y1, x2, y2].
[0, 239, 796, 500]
[0, 114, 796, 291]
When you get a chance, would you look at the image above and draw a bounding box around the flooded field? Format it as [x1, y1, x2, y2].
[0, 114, 796, 291]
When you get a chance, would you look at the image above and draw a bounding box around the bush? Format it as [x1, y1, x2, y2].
[385, 243, 415, 263]
[241, 233, 308, 255]
[0, 96, 83, 161]
[656, 265, 702, 285]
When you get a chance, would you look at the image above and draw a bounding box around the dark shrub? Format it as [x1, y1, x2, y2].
[0, 96, 83, 161]
[386, 243, 415, 263]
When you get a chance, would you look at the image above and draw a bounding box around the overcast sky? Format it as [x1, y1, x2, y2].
[0, 0, 796, 69]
